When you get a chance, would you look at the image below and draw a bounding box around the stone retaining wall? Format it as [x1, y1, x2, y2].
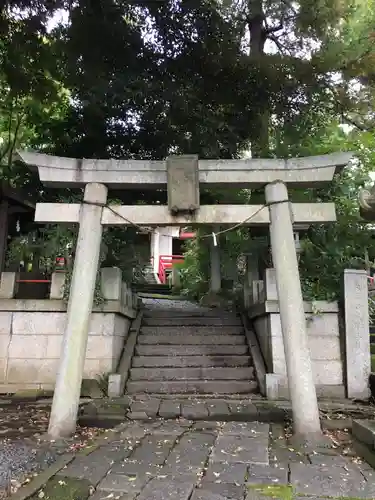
[247, 268, 370, 400]
[0, 267, 138, 393]
[250, 301, 343, 398]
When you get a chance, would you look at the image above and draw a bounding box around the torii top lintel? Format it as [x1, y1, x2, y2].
[16, 151, 353, 189]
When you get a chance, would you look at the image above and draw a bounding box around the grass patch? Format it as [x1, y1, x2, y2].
[248, 484, 293, 500]
[372, 354, 375, 372]
[29, 476, 91, 500]
[248, 485, 368, 500]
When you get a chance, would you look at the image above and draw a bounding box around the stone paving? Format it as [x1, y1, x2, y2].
[82, 397, 290, 425]
[54, 419, 375, 500]
[81, 394, 375, 427]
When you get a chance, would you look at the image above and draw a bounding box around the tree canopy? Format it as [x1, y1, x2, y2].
[1, 0, 375, 297]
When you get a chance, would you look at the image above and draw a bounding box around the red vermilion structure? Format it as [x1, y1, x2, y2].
[158, 254, 184, 284]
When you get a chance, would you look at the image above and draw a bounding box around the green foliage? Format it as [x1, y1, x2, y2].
[179, 232, 210, 300]
[297, 125, 375, 301]
[1, 0, 375, 307]
[300, 170, 374, 302]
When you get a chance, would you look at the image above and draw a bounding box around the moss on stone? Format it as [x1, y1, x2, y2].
[248, 484, 293, 500]
[30, 476, 91, 500]
[12, 389, 42, 401]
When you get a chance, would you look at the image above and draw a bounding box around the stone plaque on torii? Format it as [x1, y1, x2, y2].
[17, 150, 352, 440]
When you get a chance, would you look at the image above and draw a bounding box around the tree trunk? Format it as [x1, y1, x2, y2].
[247, 0, 270, 158]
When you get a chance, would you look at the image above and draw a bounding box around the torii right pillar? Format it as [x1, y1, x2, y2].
[265, 181, 321, 435]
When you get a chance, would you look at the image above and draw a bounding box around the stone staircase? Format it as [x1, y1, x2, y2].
[126, 305, 258, 395]
[131, 283, 172, 296]
[142, 263, 158, 284]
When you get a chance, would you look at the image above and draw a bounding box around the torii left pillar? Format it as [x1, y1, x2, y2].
[48, 183, 108, 439]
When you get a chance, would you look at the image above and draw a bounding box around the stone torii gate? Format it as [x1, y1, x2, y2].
[17, 151, 352, 440]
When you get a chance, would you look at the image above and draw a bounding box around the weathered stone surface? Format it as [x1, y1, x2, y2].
[127, 380, 257, 394]
[136, 477, 195, 500]
[181, 401, 209, 419]
[89, 491, 137, 500]
[95, 443, 135, 461]
[57, 456, 111, 485]
[221, 422, 269, 437]
[211, 435, 269, 465]
[132, 355, 251, 368]
[290, 463, 373, 498]
[206, 400, 230, 417]
[308, 453, 353, 467]
[268, 424, 309, 465]
[352, 419, 375, 448]
[288, 432, 333, 452]
[193, 421, 221, 431]
[343, 269, 371, 399]
[80, 378, 103, 398]
[162, 432, 216, 474]
[119, 423, 148, 440]
[130, 398, 160, 417]
[158, 400, 181, 418]
[138, 334, 246, 345]
[198, 482, 245, 500]
[246, 464, 288, 485]
[96, 403, 127, 416]
[128, 411, 150, 420]
[141, 325, 243, 333]
[190, 490, 233, 500]
[203, 462, 248, 484]
[228, 402, 258, 419]
[131, 435, 176, 464]
[58, 443, 132, 484]
[135, 345, 248, 356]
[29, 476, 92, 500]
[108, 395, 131, 406]
[130, 367, 254, 380]
[97, 473, 147, 493]
[254, 403, 286, 422]
[109, 459, 159, 477]
[142, 317, 242, 326]
[17, 417, 375, 500]
[152, 421, 188, 436]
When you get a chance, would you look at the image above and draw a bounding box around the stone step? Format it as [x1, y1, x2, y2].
[126, 380, 258, 394]
[140, 326, 244, 335]
[135, 345, 249, 356]
[143, 317, 242, 326]
[132, 355, 252, 368]
[143, 310, 238, 318]
[137, 334, 246, 345]
[132, 283, 171, 295]
[129, 366, 254, 380]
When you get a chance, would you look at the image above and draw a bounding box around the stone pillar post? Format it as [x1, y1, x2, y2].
[244, 253, 260, 307]
[0, 272, 18, 298]
[343, 269, 371, 399]
[0, 200, 8, 273]
[48, 183, 108, 439]
[50, 272, 66, 299]
[265, 180, 320, 436]
[210, 227, 221, 293]
[172, 265, 181, 290]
